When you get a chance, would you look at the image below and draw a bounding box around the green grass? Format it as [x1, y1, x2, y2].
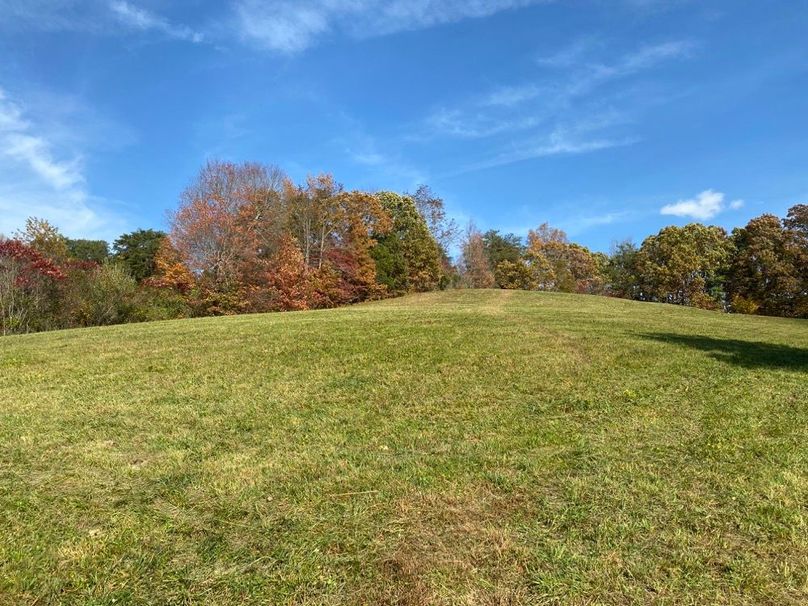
[1, 290, 806, 605]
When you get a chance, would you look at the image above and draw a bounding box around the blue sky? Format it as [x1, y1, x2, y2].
[1, 1, 806, 252]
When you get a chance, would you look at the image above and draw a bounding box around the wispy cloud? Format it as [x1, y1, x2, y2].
[234, 0, 548, 53]
[556, 209, 634, 237]
[536, 37, 595, 68]
[660, 189, 743, 220]
[454, 127, 637, 174]
[0, 87, 127, 239]
[416, 38, 693, 173]
[0, 1, 204, 44]
[3, 134, 84, 190]
[110, 1, 204, 43]
[0, 0, 100, 33]
[0, 90, 84, 191]
[422, 107, 546, 139]
[338, 126, 429, 190]
[428, 39, 694, 138]
[482, 84, 543, 108]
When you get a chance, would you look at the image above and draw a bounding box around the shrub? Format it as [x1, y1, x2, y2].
[62, 263, 139, 327]
[730, 294, 761, 315]
[129, 287, 192, 322]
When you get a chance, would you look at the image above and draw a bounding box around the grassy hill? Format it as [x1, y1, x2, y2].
[1, 290, 806, 605]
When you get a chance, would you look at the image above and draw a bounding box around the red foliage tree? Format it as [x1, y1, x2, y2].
[262, 236, 312, 311]
[0, 240, 65, 334]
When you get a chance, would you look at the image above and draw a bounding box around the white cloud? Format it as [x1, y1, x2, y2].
[234, 0, 546, 53]
[660, 189, 743, 221]
[0, 91, 84, 191]
[0, 87, 127, 240]
[4, 134, 84, 190]
[110, 1, 204, 43]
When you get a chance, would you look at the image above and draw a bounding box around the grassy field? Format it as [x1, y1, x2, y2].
[1, 290, 806, 605]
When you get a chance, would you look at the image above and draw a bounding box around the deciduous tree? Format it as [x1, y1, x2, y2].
[0, 239, 64, 334]
[525, 223, 603, 293]
[171, 160, 286, 290]
[494, 259, 537, 290]
[460, 224, 495, 288]
[372, 192, 441, 293]
[636, 223, 731, 308]
[411, 184, 458, 252]
[728, 209, 808, 317]
[606, 240, 640, 298]
[16, 217, 69, 262]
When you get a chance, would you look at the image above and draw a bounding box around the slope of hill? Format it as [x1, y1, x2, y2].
[1, 290, 806, 605]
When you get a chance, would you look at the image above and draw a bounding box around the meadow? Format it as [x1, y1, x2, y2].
[1, 290, 806, 605]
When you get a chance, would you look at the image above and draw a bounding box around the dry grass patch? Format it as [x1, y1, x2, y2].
[372, 488, 532, 606]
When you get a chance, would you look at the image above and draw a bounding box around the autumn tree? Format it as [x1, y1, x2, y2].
[60, 263, 139, 328]
[784, 203, 808, 235]
[785, 203, 808, 317]
[784, 204, 808, 316]
[321, 190, 391, 303]
[525, 223, 603, 293]
[171, 160, 287, 291]
[727, 207, 808, 317]
[0, 239, 64, 334]
[480, 230, 523, 288]
[285, 174, 344, 271]
[16, 217, 69, 262]
[636, 223, 731, 308]
[494, 259, 537, 290]
[260, 236, 312, 311]
[145, 237, 195, 295]
[410, 185, 458, 252]
[460, 224, 495, 288]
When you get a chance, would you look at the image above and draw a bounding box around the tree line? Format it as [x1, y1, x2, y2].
[1, 159, 806, 334]
[0, 161, 456, 335]
[460, 205, 807, 317]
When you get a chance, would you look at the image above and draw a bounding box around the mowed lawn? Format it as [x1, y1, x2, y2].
[1, 290, 806, 605]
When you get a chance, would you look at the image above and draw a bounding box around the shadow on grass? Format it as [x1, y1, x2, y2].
[644, 333, 808, 371]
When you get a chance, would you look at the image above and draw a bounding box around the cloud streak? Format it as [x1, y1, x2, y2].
[428, 40, 694, 140]
[455, 128, 637, 174]
[234, 0, 547, 53]
[110, 1, 204, 43]
[416, 39, 693, 173]
[0, 1, 204, 44]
